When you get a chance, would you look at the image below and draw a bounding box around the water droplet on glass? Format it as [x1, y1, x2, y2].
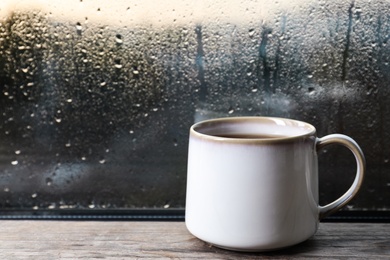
[248, 29, 255, 37]
[15, 150, 21, 155]
[367, 120, 376, 128]
[76, 22, 82, 32]
[11, 160, 18, 165]
[65, 142, 71, 147]
[228, 107, 234, 114]
[164, 204, 170, 209]
[4, 187, 10, 192]
[46, 178, 53, 186]
[81, 156, 87, 161]
[115, 34, 123, 44]
[355, 7, 362, 14]
[55, 117, 62, 123]
[31, 193, 37, 198]
[366, 88, 374, 96]
[66, 98, 73, 103]
[99, 159, 106, 164]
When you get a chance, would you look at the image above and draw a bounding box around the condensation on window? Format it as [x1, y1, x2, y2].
[0, 0, 389, 211]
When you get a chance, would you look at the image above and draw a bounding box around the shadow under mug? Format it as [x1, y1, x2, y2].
[185, 116, 365, 252]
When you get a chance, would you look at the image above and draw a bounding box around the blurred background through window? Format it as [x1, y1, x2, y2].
[0, 0, 388, 214]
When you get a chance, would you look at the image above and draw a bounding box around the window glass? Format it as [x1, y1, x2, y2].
[0, 0, 388, 212]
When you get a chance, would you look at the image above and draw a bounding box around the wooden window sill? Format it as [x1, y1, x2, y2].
[0, 221, 389, 258]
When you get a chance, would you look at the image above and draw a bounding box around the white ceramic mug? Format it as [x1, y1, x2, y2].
[185, 117, 365, 251]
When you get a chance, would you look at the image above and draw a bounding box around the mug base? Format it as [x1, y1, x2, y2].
[201, 237, 313, 252]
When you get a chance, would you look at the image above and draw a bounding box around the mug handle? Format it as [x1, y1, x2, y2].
[316, 134, 366, 220]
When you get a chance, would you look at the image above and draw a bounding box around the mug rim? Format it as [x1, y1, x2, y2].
[190, 116, 317, 144]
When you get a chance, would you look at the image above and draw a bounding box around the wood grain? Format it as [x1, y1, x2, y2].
[0, 221, 388, 259]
